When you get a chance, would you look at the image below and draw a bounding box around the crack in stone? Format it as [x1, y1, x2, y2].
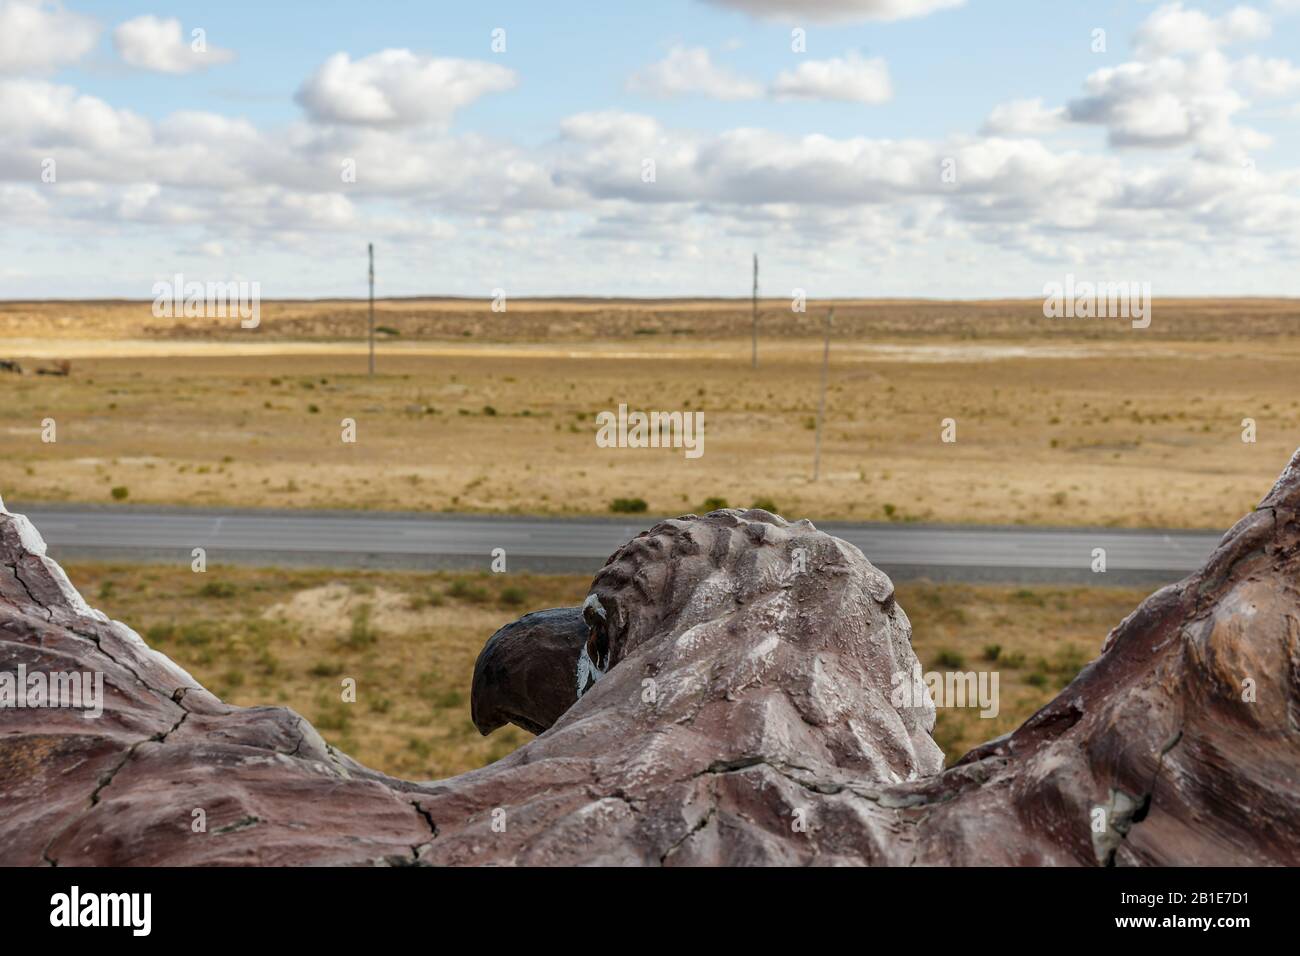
[8, 548, 200, 865]
[5, 546, 185, 708]
[73, 622, 176, 705]
[5, 562, 51, 623]
[408, 800, 439, 862]
[694, 753, 895, 805]
[212, 815, 262, 836]
[39, 709, 190, 866]
[1101, 728, 1185, 867]
[286, 718, 309, 758]
[660, 803, 716, 864]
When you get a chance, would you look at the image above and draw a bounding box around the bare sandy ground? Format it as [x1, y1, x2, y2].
[0, 336, 1207, 362]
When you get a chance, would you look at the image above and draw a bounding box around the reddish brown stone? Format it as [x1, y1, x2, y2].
[2, 449, 1299, 866]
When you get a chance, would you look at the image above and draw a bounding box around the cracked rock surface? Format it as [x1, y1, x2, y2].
[2, 451, 1299, 866]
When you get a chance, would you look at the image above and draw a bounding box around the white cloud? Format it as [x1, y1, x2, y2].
[0, 79, 152, 153]
[1066, 52, 1268, 162]
[981, 4, 1291, 165]
[295, 49, 516, 127]
[0, 183, 46, 215]
[629, 47, 893, 104]
[1134, 2, 1270, 58]
[556, 110, 1095, 215]
[1234, 54, 1300, 95]
[626, 46, 762, 100]
[0, 0, 99, 74]
[560, 110, 663, 145]
[113, 15, 235, 74]
[543, 108, 1300, 262]
[770, 52, 892, 103]
[980, 98, 1067, 135]
[0, 72, 571, 224]
[699, 0, 965, 22]
[6, 75, 1298, 280]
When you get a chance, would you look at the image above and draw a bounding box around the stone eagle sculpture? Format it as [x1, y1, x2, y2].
[2, 450, 1299, 865]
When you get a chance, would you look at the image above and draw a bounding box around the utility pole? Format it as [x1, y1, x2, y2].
[751, 253, 758, 370]
[813, 308, 834, 482]
[367, 242, 375, 378]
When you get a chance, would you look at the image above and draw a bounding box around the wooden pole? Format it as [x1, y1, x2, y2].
[751, 253, 758, 370]
[367, 243, 375, 378]
[813, 308, 834, 482]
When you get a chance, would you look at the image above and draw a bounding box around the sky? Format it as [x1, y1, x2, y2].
[2, 0, 1299, 299]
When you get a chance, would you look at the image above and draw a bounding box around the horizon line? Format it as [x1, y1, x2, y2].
[2, 294, 1297, 305]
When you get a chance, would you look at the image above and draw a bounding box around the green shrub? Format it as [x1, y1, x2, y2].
[198, 580, 237, 599]
[1051, 644, 1088, 674]
[345, 603, 378, 648]
[406, 589, 444, 610]
[499, 586, 528, 608]
[110, 486, 129, 501]
[313, 699, 352, 732]
[700, 496, 729, 512]
[934, 650, 965, 669]
[434, 689, 464, 709]
[750, 497, 780, 513]
[145, 623, 175, 643]
[447, 578, 489, 603]
[1012, 589, 1045, 606]
[610, 497, 648, 513]
[177, 622, 219, 647]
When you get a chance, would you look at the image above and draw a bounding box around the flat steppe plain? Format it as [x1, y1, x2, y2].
[2, 297, 1297, 528]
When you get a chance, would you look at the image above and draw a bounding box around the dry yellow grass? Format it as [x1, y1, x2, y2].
[2, 318, 1298, 527]
[70, 563, 583, 779]
[63, 560, 1147, 777]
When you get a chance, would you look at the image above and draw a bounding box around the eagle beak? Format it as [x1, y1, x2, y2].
[470, 606, 588, 736]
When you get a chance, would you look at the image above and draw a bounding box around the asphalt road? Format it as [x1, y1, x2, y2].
[7, 503, 1224, 586]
